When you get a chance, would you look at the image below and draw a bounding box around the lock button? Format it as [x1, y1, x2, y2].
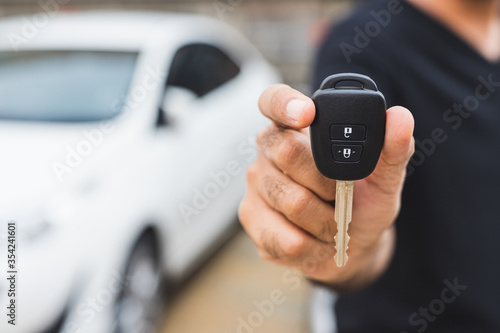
[331, 125, 366, 141]
[332, 144, 363, 162]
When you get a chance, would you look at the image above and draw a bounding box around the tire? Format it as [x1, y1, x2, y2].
[113, 232, 163, 333]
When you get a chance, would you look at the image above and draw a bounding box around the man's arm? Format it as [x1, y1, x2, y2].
[238, 84, 414, 293]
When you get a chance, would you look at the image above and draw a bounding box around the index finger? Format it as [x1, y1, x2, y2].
[258, 84, 316, 129]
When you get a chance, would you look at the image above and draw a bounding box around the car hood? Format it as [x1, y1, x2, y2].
[0, 121, 106, 210]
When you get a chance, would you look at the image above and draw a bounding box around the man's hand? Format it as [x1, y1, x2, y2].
[238, 84, 415, 292]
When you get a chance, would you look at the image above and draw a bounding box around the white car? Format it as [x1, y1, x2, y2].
[0, 11, 278, 333]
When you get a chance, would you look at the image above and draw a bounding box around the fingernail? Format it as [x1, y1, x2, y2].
[286, 99, 308, 124]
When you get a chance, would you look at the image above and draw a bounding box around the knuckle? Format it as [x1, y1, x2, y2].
[317, 222, 335, 243]
[257, 125, 280, 152]
[285, 187, 314, 221]
[277, 135, 306, 168]
[263, 175, 286, 210]
[261, 229, 285, 260]
[257, 248, 278, 262]
[246, 163, 259, 183]
[256, 129, 266, 148]
[281, 234, 307, 259]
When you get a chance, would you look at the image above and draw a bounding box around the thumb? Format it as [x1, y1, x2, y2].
[367, 106, 415, 194]
[258, 84, 316, 129]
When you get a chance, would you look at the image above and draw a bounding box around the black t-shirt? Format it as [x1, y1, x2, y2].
[313, 1, 500, 332]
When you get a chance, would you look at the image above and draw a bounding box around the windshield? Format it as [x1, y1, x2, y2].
[0, 51, 138, 122]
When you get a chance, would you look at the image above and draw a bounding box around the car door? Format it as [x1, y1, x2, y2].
[152, 43, 255, 275]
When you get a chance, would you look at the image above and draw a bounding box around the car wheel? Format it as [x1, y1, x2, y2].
[113, 232, 163, 333]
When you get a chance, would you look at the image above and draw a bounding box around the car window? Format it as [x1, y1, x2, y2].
[0, 51, 138, 122]
[166, 44, 240, 97]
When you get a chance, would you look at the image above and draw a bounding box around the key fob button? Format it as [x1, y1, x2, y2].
[332, 144, 363, 162]
[330, 125, 366, 141]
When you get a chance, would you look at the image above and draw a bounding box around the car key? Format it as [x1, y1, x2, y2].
[310, 73, 386, 267]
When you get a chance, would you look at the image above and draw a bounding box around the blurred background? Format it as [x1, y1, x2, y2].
[0, 1, 358, 332]
[0, 0, 357, 92]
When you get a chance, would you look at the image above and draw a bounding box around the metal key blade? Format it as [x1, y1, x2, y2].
[334, 180, 354, 267]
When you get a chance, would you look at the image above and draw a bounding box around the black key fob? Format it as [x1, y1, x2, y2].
[310, 73, 386, 181]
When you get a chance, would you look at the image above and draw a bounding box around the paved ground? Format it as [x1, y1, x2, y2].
[161, 230, 312, 333]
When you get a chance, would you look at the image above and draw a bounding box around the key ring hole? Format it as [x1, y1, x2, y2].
[334, 80, 364, 89]
[319, 73, 378, 91]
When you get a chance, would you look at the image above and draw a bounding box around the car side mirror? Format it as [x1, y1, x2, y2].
[159, 86, 197, 126]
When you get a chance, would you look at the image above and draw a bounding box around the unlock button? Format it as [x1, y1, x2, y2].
[331, 125, 366, 141]
[332, 144, 363, 162]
